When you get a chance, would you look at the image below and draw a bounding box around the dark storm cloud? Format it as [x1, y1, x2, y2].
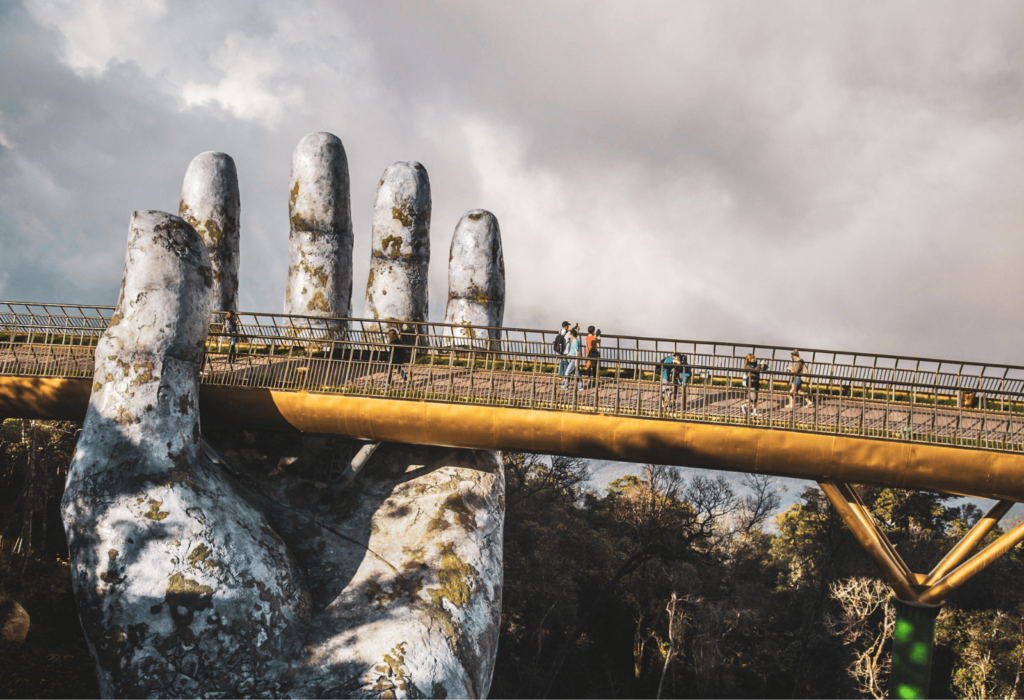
[1, 0, 1023, 366]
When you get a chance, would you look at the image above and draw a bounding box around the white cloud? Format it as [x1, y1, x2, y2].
[180, 33, 303, 127]
[3, 0, 1024, 363]
[25, 0, 168, 74]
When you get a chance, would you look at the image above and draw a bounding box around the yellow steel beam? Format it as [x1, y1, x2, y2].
[918, 519, 1024, 606]
[6, 377, 1024, 503]
[924, 499, 1014, 586]
[818, 481, 920, 602]
[0, 377, 92, 422]
[833, 481, 917, 585]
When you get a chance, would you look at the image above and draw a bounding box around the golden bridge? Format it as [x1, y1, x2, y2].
[3, 300, 1024, 617]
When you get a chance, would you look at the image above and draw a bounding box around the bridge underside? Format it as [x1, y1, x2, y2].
[4, 375, 1024, 504]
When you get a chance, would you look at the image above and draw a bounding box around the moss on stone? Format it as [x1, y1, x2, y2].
[381, 234, 404, 259]
[402, 545, 426, 563]
[131, 362, 154, 386]
[391, 204, 413, 228]
[427, 492, 478, 533]
[114, 407, 139, 426]
[301, 261, 329, 289]
[187, 543, 214, 569]
[204, 217, 223, 245]
[144, 499, 169, 521]
[428, 542, 479, 610]
[165, 448, 206, 495]
[166, 572, 213, 597]
[373, 642, 419, 697]
[307, 290, 331, 313]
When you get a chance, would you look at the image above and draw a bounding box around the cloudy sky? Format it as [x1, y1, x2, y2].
[1, 0, 1022, 365]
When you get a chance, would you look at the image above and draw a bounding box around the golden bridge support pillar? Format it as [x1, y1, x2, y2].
[819, 481, 1021, 699]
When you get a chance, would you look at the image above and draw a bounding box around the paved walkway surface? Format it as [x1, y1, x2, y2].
[5, 341, 1019, 450]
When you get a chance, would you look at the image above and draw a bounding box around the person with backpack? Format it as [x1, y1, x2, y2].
[562, 328, 582, 390]
[742, 352, 766, 417]
[787, 349, 811, 408]
[661, 352, 691, 407]
[553, 321, 571, 382]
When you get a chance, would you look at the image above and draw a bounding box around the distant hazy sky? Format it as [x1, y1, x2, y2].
[2, 1, 1022, 364]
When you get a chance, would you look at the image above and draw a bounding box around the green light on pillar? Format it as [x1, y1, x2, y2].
[891, 598, 940, 700]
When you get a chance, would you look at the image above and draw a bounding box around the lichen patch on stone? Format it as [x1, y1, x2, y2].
[144, 499, 169, 521]
[428, 542, 479, 610]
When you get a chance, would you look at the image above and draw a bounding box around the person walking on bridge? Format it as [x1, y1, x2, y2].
[387, 328, 409, 383]
[562, 328, 582, 390]
[787, 349, 811, 408]
[554, 321, 571, 384]
[223, 310, 240, 364]
[585, 329, 601, 383]
[742, 353, 765, 417]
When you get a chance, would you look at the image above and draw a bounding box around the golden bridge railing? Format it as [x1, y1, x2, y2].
[4, 301, 1024, 453]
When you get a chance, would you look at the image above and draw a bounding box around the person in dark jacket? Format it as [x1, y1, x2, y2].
[387, 328, 409, 383]
[742, 352, 763, 417]
[223, 310, 240, 364]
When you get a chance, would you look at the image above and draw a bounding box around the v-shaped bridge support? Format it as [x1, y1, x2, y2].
[818, 481, 1023, 606]
[818, 481, 1024, 699]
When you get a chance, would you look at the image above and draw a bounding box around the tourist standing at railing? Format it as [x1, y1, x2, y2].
[554, 321, 571, 382]
[787, 349, 811, 408]
[223, 310, 240, 364]
[387, 328, 409, 383]
[584, 326, 597, 356]
[585, 331, 601, 382]
[661, 353, 690, 407]
[742, 353, 764, 417]
[562, 328, 582, 390]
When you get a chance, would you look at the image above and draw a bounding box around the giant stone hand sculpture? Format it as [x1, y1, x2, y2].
[63, 140, 506, 698]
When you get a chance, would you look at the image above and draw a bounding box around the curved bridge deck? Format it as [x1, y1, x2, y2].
[4, 301, 1024, 502]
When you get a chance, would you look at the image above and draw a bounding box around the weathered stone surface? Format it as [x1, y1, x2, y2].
[364, 162, 431, 330]
[62, 212, 309, 697]
[444, 210, 505, 344]
[284, 132, 353, 332]
[63, 211, 504, 697]
[179, 151, 241, 314]
[205, 435, 505, 699]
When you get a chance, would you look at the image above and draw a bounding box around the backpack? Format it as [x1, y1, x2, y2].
[553, 333, 566, 355]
